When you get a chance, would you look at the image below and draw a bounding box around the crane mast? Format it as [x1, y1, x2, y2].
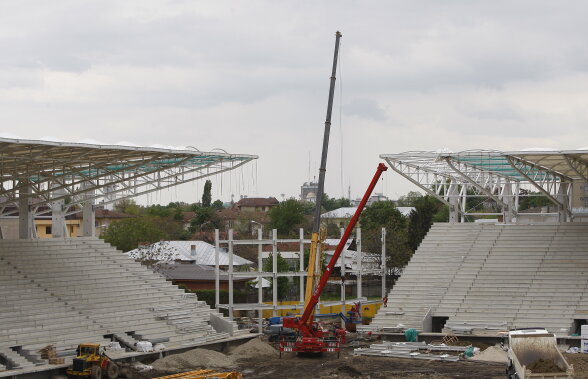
[304, 31, 342, 308]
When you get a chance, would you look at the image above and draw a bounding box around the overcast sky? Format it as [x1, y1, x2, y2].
[2, 1, 588, 204]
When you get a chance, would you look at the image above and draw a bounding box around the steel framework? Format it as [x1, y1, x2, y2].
[0, 137, 257, 238]
[381, 149, 588, 223]
[214, 227, 387, 334]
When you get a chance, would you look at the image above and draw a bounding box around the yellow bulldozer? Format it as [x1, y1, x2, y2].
[66, 343, 119, 379]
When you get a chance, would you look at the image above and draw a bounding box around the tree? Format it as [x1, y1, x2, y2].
[202, 180, 212, 208]
[268, 199, 307, 237]
[114, 198, 141, 215]
[396, 191, 423, 206]
[322, 194, 351, 212]
[102, 217, 165, 252]
[189, 207, 222, 233]
[407, 195, 443, 251]
[360, 201, 406, 232]
[211, 199, 224, 210]
[263, 252, 290, 300]
[360, 201, 411, 275]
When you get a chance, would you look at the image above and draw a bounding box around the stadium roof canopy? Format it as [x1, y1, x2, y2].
[0, 137, 257, 217]
[380, 149, 588, 222]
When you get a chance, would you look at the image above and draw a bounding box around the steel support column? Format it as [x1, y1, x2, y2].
[18, 182, 34, 239]
[82, 182, 95, 237]
[51, 185, 66, 238]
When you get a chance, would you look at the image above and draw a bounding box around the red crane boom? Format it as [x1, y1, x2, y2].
[281, 163, 388, 354]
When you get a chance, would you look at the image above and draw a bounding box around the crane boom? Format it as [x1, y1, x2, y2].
[284, 163, 388, 338]
[304, 31, 342, 308]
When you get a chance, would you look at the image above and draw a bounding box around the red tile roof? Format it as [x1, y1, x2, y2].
[234, 197, 279, 208]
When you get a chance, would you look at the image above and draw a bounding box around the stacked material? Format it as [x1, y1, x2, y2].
[38, 345, 64, 364]
[354, 341, 468, 361]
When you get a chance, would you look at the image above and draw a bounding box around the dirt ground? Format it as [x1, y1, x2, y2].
[238, 347, 506, 379]
[130, 340, 588, 379]
[563, 353, 588, 379]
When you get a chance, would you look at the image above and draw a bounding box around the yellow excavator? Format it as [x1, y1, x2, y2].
[66, 343, 119, 379]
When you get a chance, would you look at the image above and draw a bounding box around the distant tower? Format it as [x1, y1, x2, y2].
[301, 182, 319, 203]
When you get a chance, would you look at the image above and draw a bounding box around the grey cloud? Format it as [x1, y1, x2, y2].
[344, 98, 386, 121]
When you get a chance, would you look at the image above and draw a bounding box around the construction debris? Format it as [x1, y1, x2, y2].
[353, 341, 469, 361]
[151, 348, 236, 372]
[469, 346, 508, 363]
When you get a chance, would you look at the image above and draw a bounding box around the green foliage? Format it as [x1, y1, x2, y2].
[408, 195, 444, 251]
[146, 204, 172, 218]
[211, 199, 224, 210]
[114, 199, 141, 215]
[202, 180, 212, 208]
[360, 201, 411, 273]
[189, 207, 222, 232]
[396, 191, 423, 206]
[326, 222, 340, 238]
[322, 194, 351, 212]
[263, 252, 290, 300]
[360, 201, 406, 232]
[518, 191, 550, 211]
[191, 289, 228, 307]
[173, 207, 184, 221]
[103, 217, 165, 252]
[268, 199, 306, 237]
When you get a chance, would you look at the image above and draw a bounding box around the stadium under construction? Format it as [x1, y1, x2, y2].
[1, 140, 588, 377]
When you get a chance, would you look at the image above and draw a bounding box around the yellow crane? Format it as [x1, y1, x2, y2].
[304, 31, 342, 310]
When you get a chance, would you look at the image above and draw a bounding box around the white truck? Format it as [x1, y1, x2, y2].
[507, 328, 574, 379]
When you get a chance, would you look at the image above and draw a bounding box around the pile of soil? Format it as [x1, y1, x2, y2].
[528, 358, 563, 373]
[229, 338, 279, 360]
[151, 348, 235, 372]
[563, 353, 588, 379]
[470, 346, 508, 363]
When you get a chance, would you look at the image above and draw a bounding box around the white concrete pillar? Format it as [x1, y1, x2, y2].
[18, 182, 34, 239]
[381, 227, 386, 299]
[215, 229, 220, 308]
[502, 180, 515, 224]
[258, 228, 264, 334]
[82, 183, 95, 237]
[448, 182, 459, 223]
[228, 229, 234, 322]
[298, 228, 304, 305]
[272, 229, 278, 317]
[557, 182, 571, 222]
[51, 186, 66, 238]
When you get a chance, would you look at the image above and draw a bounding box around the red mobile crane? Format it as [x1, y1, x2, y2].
[281, 163, 388, 355]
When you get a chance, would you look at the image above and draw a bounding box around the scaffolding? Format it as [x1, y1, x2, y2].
[214, 227, 387, 333]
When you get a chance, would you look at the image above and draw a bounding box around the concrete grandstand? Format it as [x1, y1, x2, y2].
[368, 149, 588, 338]
[0, 138, 257, 376]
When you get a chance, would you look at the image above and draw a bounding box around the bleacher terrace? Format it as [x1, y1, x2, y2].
[0, 238, 245, 373]
[370, 223, 588, 336]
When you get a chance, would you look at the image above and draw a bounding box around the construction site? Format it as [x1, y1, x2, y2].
[3, 32, 588, 379]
